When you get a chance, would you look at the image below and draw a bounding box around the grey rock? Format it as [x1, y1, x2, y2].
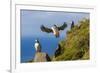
[34, 52, 51, 62]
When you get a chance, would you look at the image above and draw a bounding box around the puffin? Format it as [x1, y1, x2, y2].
[71, 21, 74, 29]
[54, 44, 62, 57]
[34, 39, 41, 52]
[40, 22, 67, 38]
[34, 39, 51, 62]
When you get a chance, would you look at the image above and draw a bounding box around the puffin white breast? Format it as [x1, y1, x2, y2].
[34, 43, 40, 52]
[51, 27, 59, 36]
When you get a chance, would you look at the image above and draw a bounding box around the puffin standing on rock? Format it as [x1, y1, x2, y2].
[71, 21, 75, 29]
[34, 39, 51, 62]
[40, 22, 67, 38]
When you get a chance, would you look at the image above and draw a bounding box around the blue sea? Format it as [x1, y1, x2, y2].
[21, 36, 64, 63]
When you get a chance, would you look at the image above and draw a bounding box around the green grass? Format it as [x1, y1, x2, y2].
[54, 19, 90, 61]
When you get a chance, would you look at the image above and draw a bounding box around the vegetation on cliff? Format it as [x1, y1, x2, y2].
[54, 19, 90, 61]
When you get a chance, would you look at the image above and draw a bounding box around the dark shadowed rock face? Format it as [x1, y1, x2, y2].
[34, 52, 51, 62]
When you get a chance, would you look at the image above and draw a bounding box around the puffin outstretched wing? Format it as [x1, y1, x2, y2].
[58, 22, 67, 30]
[41, 25, 53, 33]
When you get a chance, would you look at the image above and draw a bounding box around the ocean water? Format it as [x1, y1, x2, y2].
[21, 37, 63, 63]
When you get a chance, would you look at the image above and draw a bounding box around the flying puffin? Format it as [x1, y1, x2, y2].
[40, 22, 67, 38]
[34, 39, 41, 52]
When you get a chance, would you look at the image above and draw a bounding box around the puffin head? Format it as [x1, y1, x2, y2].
[35, 39, 39, 43]
[54, 24, 57, 28]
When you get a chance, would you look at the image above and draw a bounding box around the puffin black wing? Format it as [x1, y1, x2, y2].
[58, 22, 67, 30]
[40, 25, 53, 33]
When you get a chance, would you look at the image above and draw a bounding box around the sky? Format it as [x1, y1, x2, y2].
[20, 10, 89, 38]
